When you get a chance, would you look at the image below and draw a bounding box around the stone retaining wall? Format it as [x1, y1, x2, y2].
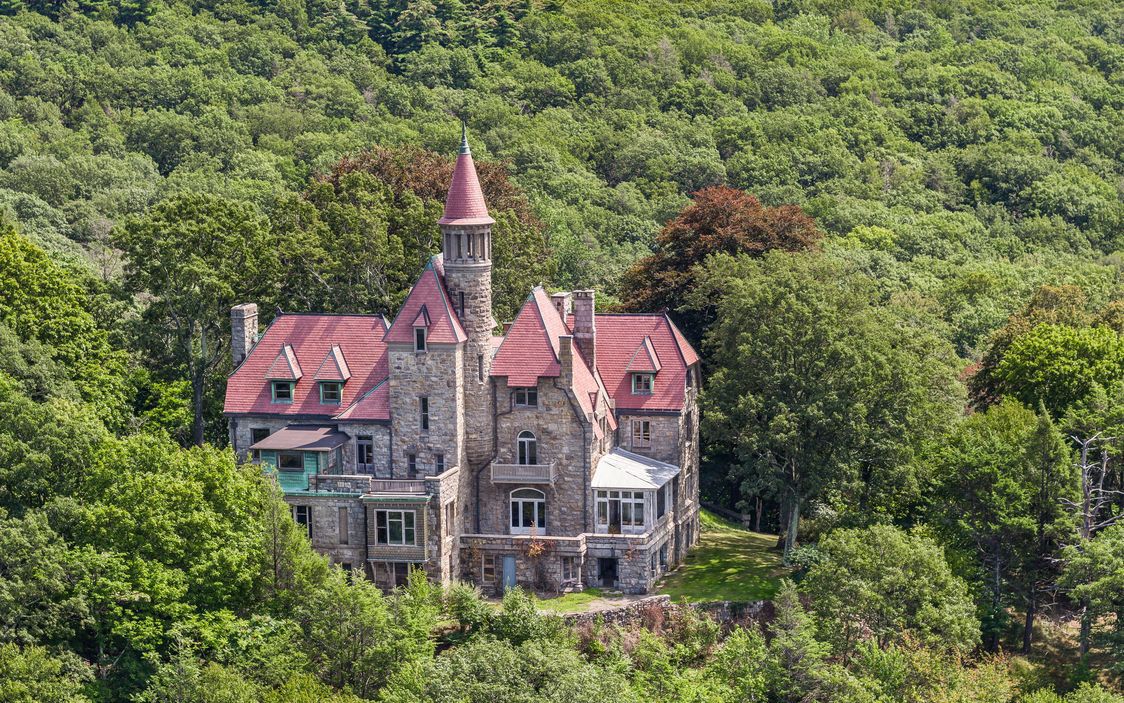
[560, 596, 769, 628]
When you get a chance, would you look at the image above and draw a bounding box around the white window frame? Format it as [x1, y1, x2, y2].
[375, 509, 416, 545]
[561, 555, 578, 582]
[595, 489, 647, 534]
[510, 488, 546, 535]
[517, 431, 538, 465]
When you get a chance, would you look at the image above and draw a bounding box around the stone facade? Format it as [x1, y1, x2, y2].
[225, 140, 702, 596]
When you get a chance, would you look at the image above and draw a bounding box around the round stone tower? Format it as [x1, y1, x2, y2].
[439, 127, 495, 471]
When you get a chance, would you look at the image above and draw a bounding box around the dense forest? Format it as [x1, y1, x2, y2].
[1, 0, 1123, 699]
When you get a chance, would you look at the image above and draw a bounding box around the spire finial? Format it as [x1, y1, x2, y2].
[459, 120, 470, 155]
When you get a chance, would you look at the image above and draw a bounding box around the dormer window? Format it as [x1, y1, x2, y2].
[272, 381, 293, 403]
[514, 387, 538, 408]
[319, 381, 342, 404]
[632, 373, 653, 395]
[415, 327, 427, 352]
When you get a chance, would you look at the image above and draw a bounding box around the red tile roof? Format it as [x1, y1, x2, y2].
[594, 314, 699, 412]
[314, 345, 351, 381]
[624, 336, 662, 373]
[266, 345, 302, 380]
[384, 257, 467, 345]
[225, 314, 390, 421]
[334, 378, 390, 421]
[438, 138, 494, 226]
[493, 287, 615, 436]
[491, 287, 564, 386]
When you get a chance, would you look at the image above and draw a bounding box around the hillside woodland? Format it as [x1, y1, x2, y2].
[0, 0, 1123, 700]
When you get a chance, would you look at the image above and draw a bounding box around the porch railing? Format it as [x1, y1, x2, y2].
[490, 461, 557, 484]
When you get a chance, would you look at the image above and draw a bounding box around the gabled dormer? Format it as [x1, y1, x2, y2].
[266, 343, 302, 403]
[625, 336, 660, 396]
[314, 344, 351, 405]
[412, 305, 431, 352]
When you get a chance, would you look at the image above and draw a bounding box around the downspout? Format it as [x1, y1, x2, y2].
[475, 378, 514, 533]
[555, 379, 591, 534]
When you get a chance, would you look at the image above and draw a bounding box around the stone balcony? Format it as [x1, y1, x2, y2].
[490, 461, 557, 484]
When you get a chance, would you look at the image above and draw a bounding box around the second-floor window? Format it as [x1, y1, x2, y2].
[631, 420, 651, 449]
[357, 435, 374, 473]
[375, 509, 416, 545]
[292, 505, 311, 539]
[632, 373, 653, 395]
[517, 431, 537, 465]
[407, 453, 417, 477]
[271, 381, 293, 403]
[319, 381, 342, 404]
[514, 387, 538, 408]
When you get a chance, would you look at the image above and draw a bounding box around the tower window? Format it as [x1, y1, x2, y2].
[478, 354, 484, 381]
[407, 453, 417, 476]
[459, 292, 466, 317]
[435, 453, 445, 473]
[514, 387, 538, 408]
[517, 431, 538, 465]
[414, 327, 427, 352]
[419, 396, 429, 431]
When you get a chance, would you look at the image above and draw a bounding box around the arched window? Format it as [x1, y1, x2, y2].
[517, 431, 537, 465]
[510, 488, 546, 534]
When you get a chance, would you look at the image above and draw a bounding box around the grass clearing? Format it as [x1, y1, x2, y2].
[656, 510, 788, 602]
[536, 588, 612, 613]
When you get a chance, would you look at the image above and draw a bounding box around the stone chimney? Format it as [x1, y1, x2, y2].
[551, 291, 572, 320]
[231, 303, 258, 367]
[558, 335, 574, 385]
[572, 290, 596, 371]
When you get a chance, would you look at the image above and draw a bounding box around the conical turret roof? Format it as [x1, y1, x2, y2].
[439, 125, 494, 226]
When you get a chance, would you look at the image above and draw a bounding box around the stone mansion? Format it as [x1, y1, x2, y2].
[223, 135, 701, 594]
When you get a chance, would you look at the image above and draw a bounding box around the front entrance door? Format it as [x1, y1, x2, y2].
[598, 557, 618, 588]
[502, 555, 517, 591]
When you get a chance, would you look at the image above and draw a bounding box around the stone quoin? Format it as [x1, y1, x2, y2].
[223, 131, 701, 594]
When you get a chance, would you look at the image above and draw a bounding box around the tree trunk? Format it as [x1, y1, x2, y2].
[191, 372, 205, 447]
[783, 494, 800, 558]
[754, 496, 762, 533]
[776, 502, 788, 550]
[1022, 591, 1036, 654]
[1079, 602, 1091, 657]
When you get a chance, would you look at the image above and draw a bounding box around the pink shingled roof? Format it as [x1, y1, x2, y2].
[594, 314, 700, 412]
[493, 287, 615, 436]
[224, 314, 390, 421]
[492, 287, 566, 386]
[266, 345, 302, 380]
[438, 149, 494, 226]
[624, 336, 662, 374]
[384, 257, 467, 345]
[334, 378, 390, 420]
[314, 345, 351, 381]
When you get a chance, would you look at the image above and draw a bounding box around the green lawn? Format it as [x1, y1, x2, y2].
[656, 510, 788, 602]
[536, 588, 609, 613]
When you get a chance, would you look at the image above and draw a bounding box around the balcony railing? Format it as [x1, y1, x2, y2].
[491, 461, 557, 484]
[369, 479, 427, 495]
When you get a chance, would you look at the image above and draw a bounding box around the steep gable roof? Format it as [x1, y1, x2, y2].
[224, 314, 390, 421]
[594, 314, 699, 412]
[491, 287, 565, 386]
[266, 344, 302, 380]
[384, 256, 467, 346]
[624, 336, 662, 374]
[313, 345, 351, 381]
